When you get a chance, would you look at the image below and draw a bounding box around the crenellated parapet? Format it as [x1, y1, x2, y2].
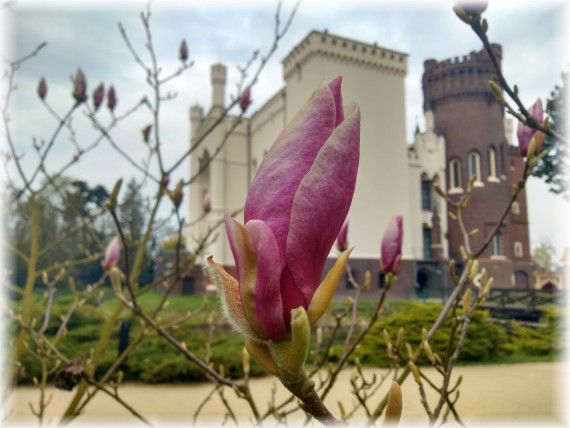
[283, 30, 407, 80]
[422, 44, 502, 111]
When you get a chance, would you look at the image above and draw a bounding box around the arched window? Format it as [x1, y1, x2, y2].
[514, 242, 523, 258]
[468, 151, 481, 182]
[487, 147, 497, 180]
[492, 233, 503, 256]
[449, 159, 461, 190]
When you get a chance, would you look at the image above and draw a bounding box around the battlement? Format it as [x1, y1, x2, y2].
[422, 44, 503, 111]
[283, 30, 408, 79]
[424, 43, 502, 72]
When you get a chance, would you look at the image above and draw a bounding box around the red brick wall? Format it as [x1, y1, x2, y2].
[422, 45, 533, 288]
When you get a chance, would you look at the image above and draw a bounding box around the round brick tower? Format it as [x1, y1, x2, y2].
[422, 44, 533, 288]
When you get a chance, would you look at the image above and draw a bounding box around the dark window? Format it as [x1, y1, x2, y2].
[421, 179, 432, 211]
[423, 227, 432, 260]
[378, 272, 386, 289]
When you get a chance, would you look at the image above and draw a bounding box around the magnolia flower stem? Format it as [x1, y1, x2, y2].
[280, 375, 340, 425]
[430, 316, 471, 424]
[470, 20, 567, 144]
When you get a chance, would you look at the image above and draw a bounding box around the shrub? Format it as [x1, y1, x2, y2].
[354, 302, 511, 366]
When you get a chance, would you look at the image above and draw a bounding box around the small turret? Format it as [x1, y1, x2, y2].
[211, 64, 226, 108]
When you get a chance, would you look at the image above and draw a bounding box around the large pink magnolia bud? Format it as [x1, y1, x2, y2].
[38, 77, 47, 100]
[102, 237, 121, 270]
[209, 76, 360, 341]
[107, 85, 117, 112]
[336, 219, 349, 252]
[92, 82, 105, 111]
[72, 68, 87, 103]
[517, 98, 544, 157]
[380, 216, 403, 275]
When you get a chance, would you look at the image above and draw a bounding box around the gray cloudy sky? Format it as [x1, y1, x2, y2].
[2, 0, 569, 256]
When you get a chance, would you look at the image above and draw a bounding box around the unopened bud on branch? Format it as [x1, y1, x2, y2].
[142, 124, 152, 143]
[107, 85, 117, 112]
[72, 68, 87, 103]
[384, 381, 403, 425]
[179, 39, 189, 62]
[239, 86, 252, 112]
[92, 82, 105, 111]
[38, 77, 47, 100]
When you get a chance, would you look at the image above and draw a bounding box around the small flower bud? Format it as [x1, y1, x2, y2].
[460, 245, 468, 261]
[179, 39, 189, 62]
[203, 192, 211, 213]
[239, 86, 252, 112]
[106, 178, 123, 211]
[363, 271, 371, 290]
[142, 124, 152, 143]
[102, 237, 121, 270]
[423, 340, 435, 364]
[408, 361, 421, 383]
[72, 68, 87, 103]
[382, 329, 391, 346]
[384, 381, 403, 425]
[462, 288, 472, 313]
[92, 82, 105, 111]
[171, 179, 184, 209]
[455, 0, 488, 16]
[38, 77, 47, 100]
[469, 259, 479, 281]
[161, 174, 170, 189]
[448, 260, 458, 284]
[396, 327, 404, 352]
[488, 80, 505, 104]
[107, 85, 117, 112]
[406, 342, 414, 360]
[380, 216, 403, 275]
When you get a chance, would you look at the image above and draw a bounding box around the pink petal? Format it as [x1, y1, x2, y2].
[245, 220, 287, 340]
[244, 83, 338, 265]
[286, 103, 360, 302]
[225, 214, 265, 338]
[328, 76, 344, 126]
[280, 265, 308, 326]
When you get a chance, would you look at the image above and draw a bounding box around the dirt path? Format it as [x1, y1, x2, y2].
[6, 362, 566, 426]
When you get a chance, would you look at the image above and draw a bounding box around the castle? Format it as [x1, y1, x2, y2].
[179, 30, 533, 298]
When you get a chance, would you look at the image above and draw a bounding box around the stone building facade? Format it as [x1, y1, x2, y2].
[422, 44, 533, 288]
[176, 31, 532, 297]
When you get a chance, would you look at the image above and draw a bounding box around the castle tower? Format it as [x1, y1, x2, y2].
[422, 45, 532, 288]
[211, 64, 226, 108]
